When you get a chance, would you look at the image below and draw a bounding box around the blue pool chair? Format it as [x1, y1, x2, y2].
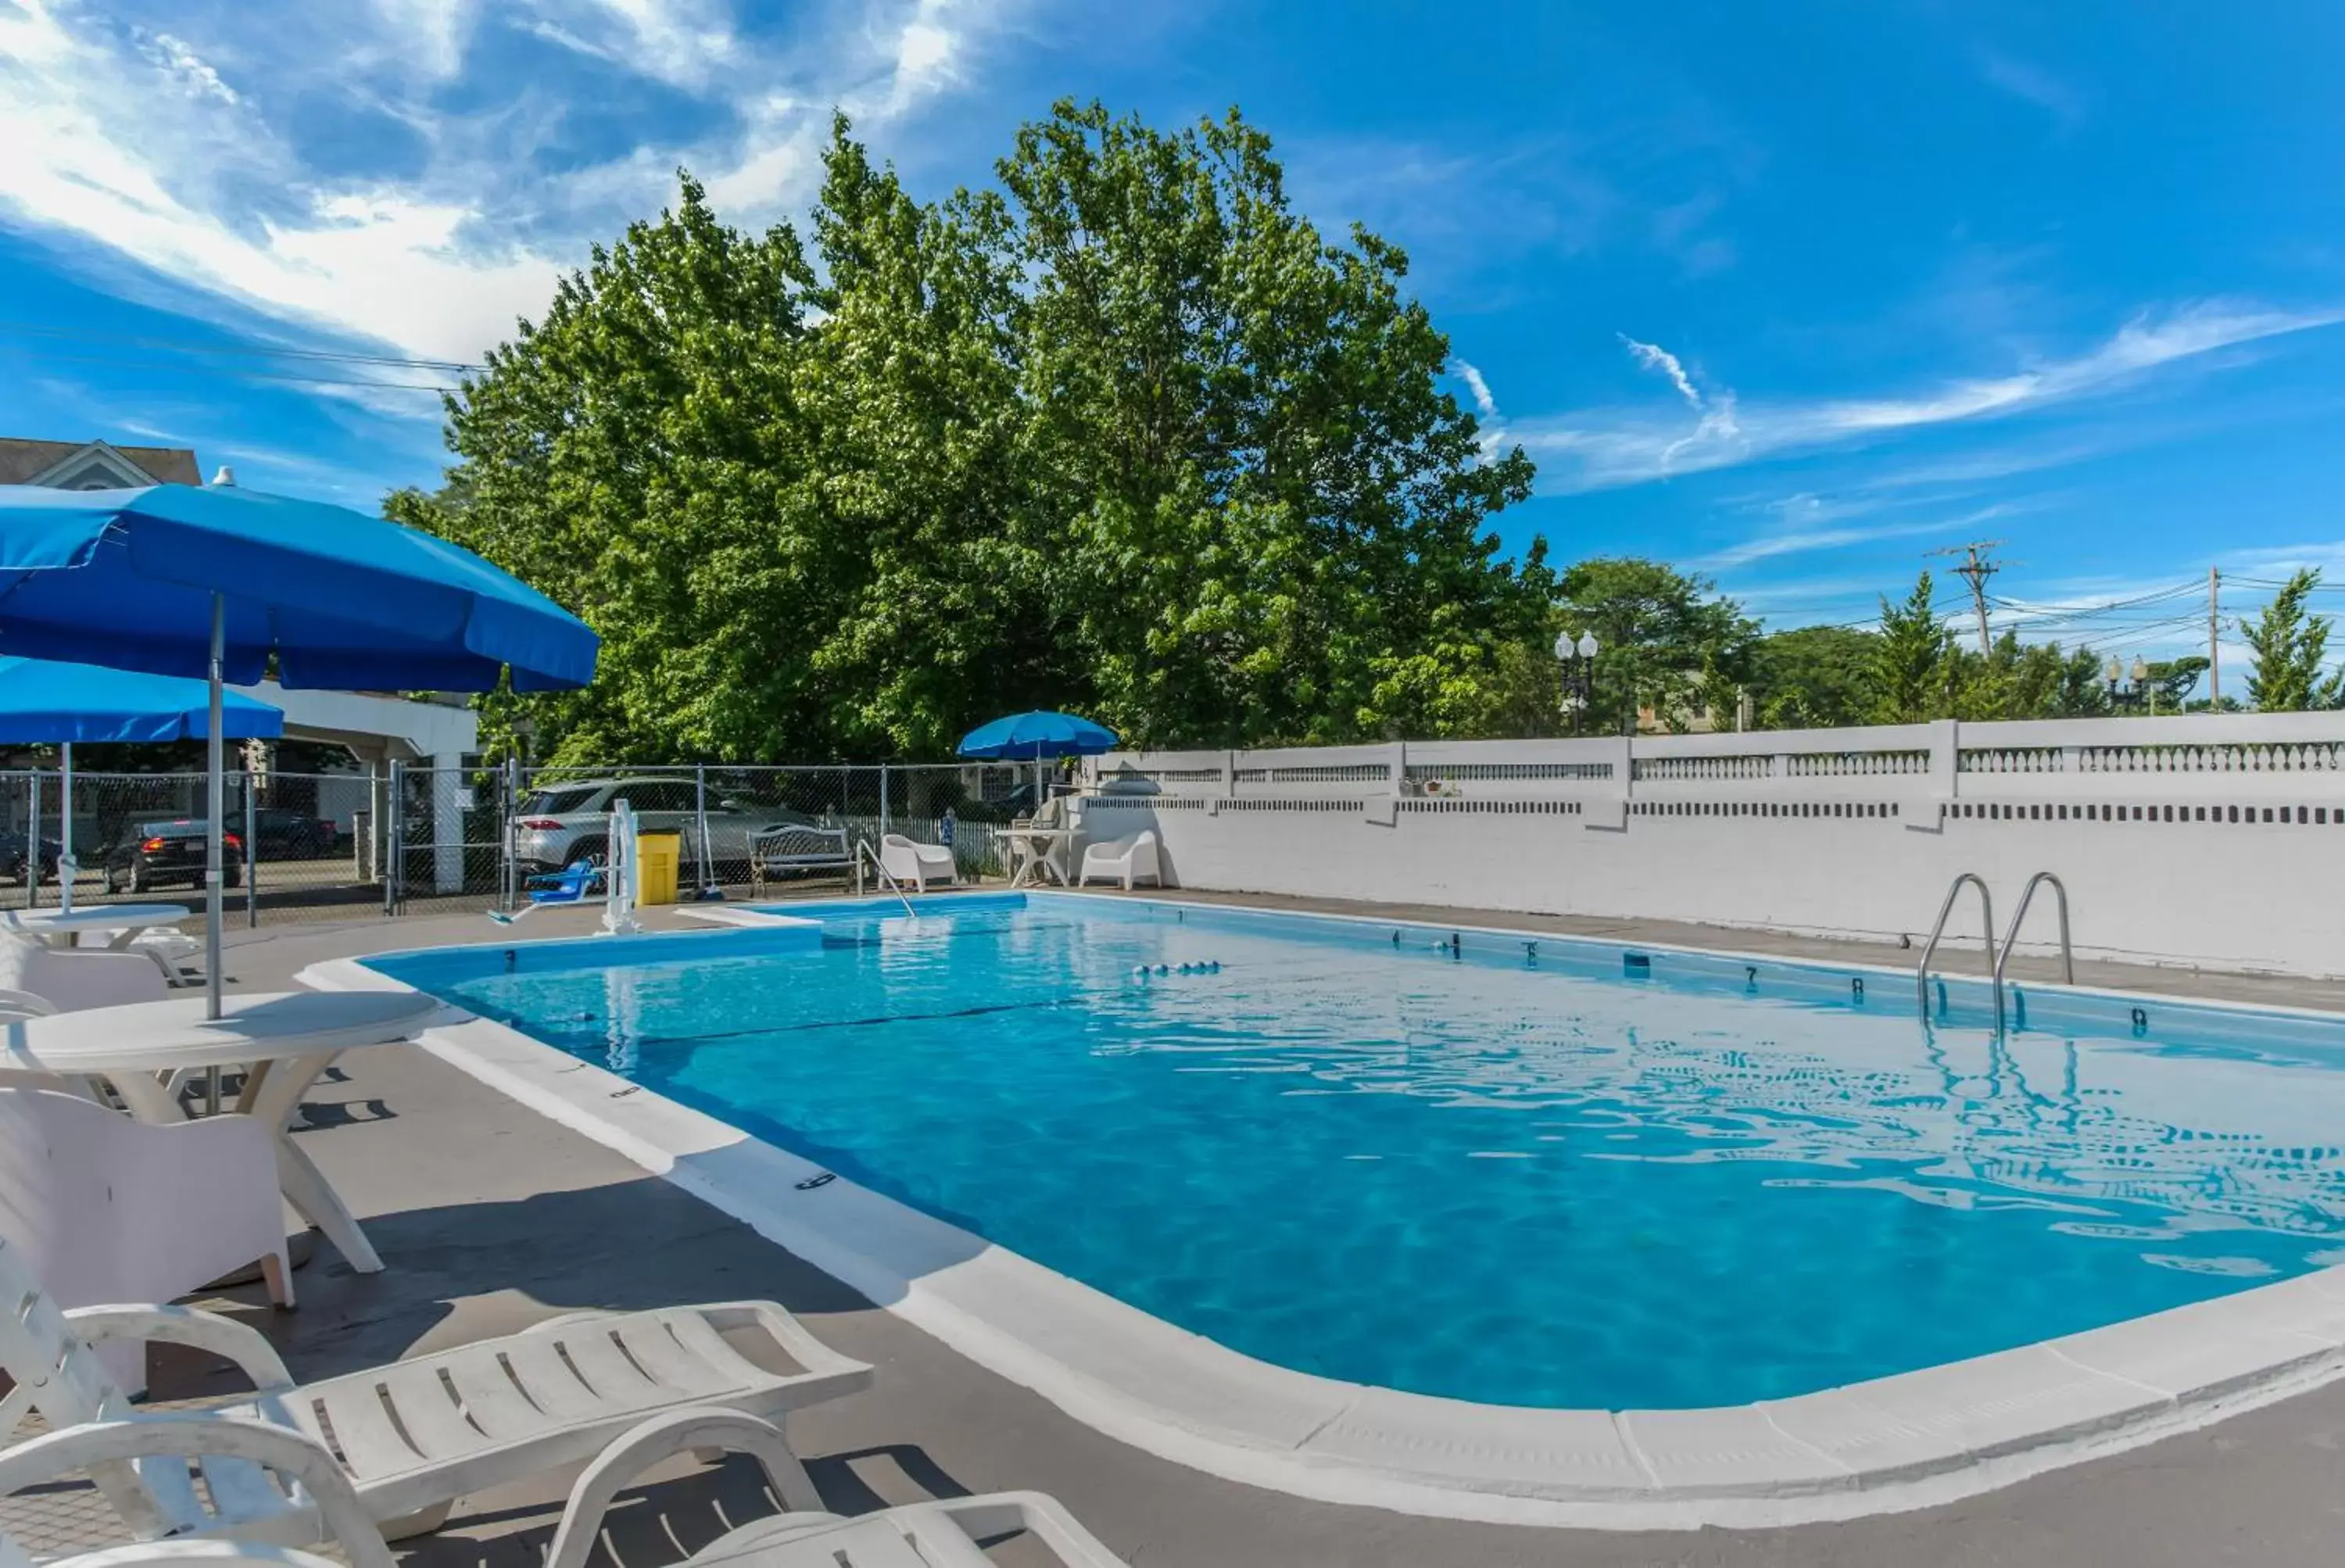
[526, 858, 606, 904]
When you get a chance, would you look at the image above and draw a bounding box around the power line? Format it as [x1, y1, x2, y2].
[1986, 580, 2200, 618]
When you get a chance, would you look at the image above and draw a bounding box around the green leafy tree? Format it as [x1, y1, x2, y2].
[2240, 569, 2345, 712]
[1869, 572, 1955, 723]
[1750, 625, 1877, 729]
[2143, 654, 2210, 711]
[1949, 632, 2107, 721]
[387, 174, 824, 762]
[396, 104, 1548, 761]
[1553, 558, 1756, 733]
[1002, 102, 1546, 746]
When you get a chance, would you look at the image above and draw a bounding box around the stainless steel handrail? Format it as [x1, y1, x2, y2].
[1917, 872, 2000, 1031]
[854, 837, 916, 917]
[1993, 872, 2074, 1004]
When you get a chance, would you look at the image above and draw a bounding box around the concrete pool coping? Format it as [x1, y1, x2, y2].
[299, 894, 2345, 1530]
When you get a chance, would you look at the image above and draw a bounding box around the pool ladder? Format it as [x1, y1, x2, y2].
[1917, 871, 2073, 1032]
[852, 837, 917, 917]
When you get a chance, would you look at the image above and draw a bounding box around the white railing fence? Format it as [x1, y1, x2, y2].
[1079, 713, 2345, 979]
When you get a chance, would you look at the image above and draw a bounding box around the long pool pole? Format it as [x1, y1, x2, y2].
[206, 593, 224, 1025]
[56, 742, 71, 915]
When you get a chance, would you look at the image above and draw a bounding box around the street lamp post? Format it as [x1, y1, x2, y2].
[2104, 655, 2151, 713]
[1554, 629, 1599, 735]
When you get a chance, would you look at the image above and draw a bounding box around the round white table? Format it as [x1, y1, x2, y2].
[1, 990, 446, 1274]
[1, 903, 192, 950]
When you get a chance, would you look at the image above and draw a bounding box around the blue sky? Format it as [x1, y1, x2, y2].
[3, 0, 2343, 668]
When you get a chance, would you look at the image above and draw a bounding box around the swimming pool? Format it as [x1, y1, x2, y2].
[363, 893, 2345, 1413]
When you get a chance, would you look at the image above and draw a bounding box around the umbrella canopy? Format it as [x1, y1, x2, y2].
[956, 710, 1120, 760]
[0, 481, 597, 1018]
[0, 484, 596, 690]
[0, 657, 285, 916]
[0, 657, 282, 743]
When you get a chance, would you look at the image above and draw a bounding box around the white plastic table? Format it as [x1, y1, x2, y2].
[1004, 827, 1076, 888]
[0, 990, 446, 1274]
[0, 903, 192, 950]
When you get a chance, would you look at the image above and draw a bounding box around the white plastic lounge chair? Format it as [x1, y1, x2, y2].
[544, 1409, 1131, 1568]
[0, 1087, 292, 1334]
[124, 929, 205, 987]
[0, 1416, 395, 1568]
[877, 834, 955, 892]
[17, 1541, 353, 1568]
[0, 936, 166, 1012]
[1076, 831, 1160, 891]
[0, 1238, 873, 1545]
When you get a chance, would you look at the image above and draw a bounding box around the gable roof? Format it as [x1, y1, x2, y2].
[0, 438, 202, 488]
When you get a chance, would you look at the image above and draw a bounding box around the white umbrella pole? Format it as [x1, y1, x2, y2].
[206, 594, 224, 1028]
[57, 742, 71, 915]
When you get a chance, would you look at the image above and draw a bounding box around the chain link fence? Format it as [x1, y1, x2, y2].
[0, 767, 381, 922]
[0, 758, 1058, 924]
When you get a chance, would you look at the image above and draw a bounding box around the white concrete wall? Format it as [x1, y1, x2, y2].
[1079, 715, 2345, 977]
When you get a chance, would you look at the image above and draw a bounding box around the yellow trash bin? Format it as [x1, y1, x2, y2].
[635, 831, 681, 906]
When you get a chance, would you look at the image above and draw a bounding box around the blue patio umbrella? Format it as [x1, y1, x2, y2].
[957, 711, 1120, 816]
[955, 710, 1120, 761]
[0, 657, 284, 743]
[0, 481, 598, 1015]
[0, 657, 285, 914]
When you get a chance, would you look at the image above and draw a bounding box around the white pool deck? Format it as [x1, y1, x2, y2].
[287, 890, 2345, 1533]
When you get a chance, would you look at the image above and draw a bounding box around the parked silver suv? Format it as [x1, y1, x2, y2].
[511, 777, 819, 879]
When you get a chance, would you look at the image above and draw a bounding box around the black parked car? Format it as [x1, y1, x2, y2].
[102, 820, 243, 893]
[0, 830, 62, 886]
[249, 807, 338, 857]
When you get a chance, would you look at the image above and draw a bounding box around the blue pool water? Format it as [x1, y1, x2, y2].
[372, 894, 2345, 1409]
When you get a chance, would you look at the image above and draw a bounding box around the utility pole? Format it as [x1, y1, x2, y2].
[2207, 567, 2221, 707]
[1929, 540, 2004, 654]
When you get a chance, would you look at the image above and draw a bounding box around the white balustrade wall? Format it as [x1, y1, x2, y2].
[1078, 714, 2345, 978]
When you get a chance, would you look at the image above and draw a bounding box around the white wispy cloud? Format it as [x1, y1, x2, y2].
[1980, 52, 2084, 128]
[1451, 358, 1498, 419]
[1620, 334, 1702, 408]
[1691, 502, 2028, 572]
[886, 0, 961, 110]
[132, 29, 237, 104]
[518, 0, 739, 91]
[1520, 303, 2344, 490]
[0, 0, 1021, 367]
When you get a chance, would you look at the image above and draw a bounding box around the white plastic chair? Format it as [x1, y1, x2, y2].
[1076, 831, 1161, 891]
[0, 936, 166, 1012]
[0, 1417, 394, 1568]
[544, 1409, 1131, 1568]
[0, 1088, 293, 1329]
[0, 1240, 873, 1545]
[877, 834, 955, 892]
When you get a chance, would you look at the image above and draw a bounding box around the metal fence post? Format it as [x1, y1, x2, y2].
[23, 768, 38, 910]
[694, 761, 713, 897]
[879, 763, 890, 837]
[503, 756, 521, 912]
[244, 771, 257, 927]
[384, 759, 403, 916]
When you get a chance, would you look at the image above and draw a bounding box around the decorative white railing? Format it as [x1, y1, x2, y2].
[2073, 743, 2345, 774]
[1092, 713, 2345, 804]
[1077, 712, 2345, 979]
[1402, 761, 1614, 783]
[1787, 750, 1931, 776]
[1632, 754, 1774, 782]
